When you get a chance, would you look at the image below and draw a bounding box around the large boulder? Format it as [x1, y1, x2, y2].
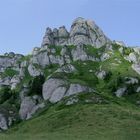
[43, 78, 94, 103]
[19, 96, 44, 120]
[42, 78, 67, 101]
[19, 97, 36, 120]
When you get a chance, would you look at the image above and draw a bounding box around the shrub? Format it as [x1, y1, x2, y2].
[28, 75, 45, 96]
[0, 86, 13, 104]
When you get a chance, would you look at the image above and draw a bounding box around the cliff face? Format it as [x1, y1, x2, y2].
[0, 17, 140, 131]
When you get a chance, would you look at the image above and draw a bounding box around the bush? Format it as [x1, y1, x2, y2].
[104, 71, 112, 81]
[28, 75, 45, 96]
[108, 76, 123, 92]
[0, 86, 13, 104]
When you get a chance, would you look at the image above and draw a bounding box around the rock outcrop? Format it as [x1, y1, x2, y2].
[42, 78, 94, 103]
[19, 96, 45, 120]
[41, 17, 110, 48]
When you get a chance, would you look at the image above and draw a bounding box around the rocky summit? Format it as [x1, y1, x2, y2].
[41, 17, 110, 48]
[0, 17, 140, 139]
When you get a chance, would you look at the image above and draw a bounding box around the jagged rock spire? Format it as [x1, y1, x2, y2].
[41, 17, 111, 48]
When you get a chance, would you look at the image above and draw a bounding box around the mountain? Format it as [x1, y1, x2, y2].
[0, 17, 140, 139]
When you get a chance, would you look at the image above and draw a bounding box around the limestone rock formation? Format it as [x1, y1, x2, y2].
[41, 17, 111, 49]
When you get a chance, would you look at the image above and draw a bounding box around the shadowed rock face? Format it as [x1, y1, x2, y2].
[41, 17, 111, 48]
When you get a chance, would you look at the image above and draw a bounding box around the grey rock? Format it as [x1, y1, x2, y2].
[41, 27, 54, 46]
[71, 45, 96, 62]
[43, 78, 94, 103]
[115, 87, 127, 97]
[114, 41, 126, 46]
[49, 87, 67, 103]
[53, 28, 58, 38]
[26, 102, 45, 120]
[100, 53, 110, 61]
[132, 64, 140, 75]
[32, 47, 40, 55]
[28, 64, 42, 77]
[31, 51, 50, 67]
[136, 87, 140, 93]
[19, 87, 29, 101]
[20, 61, 28, 68]
[41, 17, 110, 48]
[40, 45, 48, 52]
[56, 64, 76, 73]
[19, 97, 36, 120]
[0, 77, 11, 87]
[58, 26, 69, 38]
[125, 77, 138, 84]
[19, 68, 25, 77]
[119, 47, 124, 54]
[0, 114, 8, 130]
[133, 47, 140, 55]
[96, 70, 107, 80]
[49, 55, 64, 66]
[66, 98, 78, 105]
[10, 75, 21, 90]
[60, 47, 67, 56]
[42, 78, 67, 101]
[65, 84, 93, 96]
[71, 46, 88, 61]
[128, 53, 137, 63]
[19, 96, 44, 120]
[69, 17, 110, 47]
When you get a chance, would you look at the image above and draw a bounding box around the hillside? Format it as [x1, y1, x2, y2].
[0, 17, 140, 139]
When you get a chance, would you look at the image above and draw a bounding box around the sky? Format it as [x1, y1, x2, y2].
[0, 0, 140, 55]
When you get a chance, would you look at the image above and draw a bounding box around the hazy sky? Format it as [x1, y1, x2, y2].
[0, 0, 140, 54]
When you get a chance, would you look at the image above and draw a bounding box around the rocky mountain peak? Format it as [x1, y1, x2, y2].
[1, 17, 140, 133]
[41, 17, 111, 48]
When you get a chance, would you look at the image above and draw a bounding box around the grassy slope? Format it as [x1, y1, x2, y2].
[1, 95, 140, 140]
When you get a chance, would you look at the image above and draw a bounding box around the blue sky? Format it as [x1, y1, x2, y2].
[0, 0, 140, 55]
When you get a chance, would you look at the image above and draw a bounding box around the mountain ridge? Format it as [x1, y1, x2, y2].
[0, 17, 140, 140]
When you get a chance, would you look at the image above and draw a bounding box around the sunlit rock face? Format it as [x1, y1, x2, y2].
[41, 17, 111, 48]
